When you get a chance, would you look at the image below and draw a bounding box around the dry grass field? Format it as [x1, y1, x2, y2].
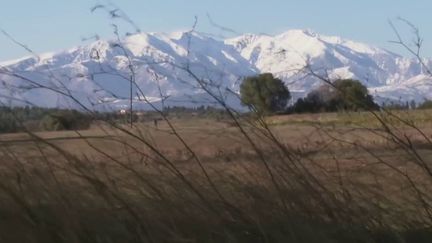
[1, 110, 432, 242]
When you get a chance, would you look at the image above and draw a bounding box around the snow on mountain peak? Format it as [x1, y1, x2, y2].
[0, 29, 431, 109]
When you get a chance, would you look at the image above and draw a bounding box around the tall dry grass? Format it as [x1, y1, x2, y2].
[0, 6, 432, 242]
[1, 110, 432, 242]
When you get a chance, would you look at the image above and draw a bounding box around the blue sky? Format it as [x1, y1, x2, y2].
[0, 0, 430, 61]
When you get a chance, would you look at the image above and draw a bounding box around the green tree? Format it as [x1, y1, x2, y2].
[330, 79, 378, 111]
[291, 79, 378, 113]
[240, 73, 291, 114]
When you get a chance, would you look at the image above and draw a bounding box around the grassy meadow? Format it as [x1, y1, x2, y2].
[1, 110, 432, 242]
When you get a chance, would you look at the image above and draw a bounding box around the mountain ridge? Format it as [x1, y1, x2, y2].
[0, 29, 431, 109]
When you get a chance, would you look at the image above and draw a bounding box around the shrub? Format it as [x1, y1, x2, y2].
[39, 110, 91, 131]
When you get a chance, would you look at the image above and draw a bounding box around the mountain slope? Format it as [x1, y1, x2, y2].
[227, 30, 430, 91]
[0, 30, 430, 109]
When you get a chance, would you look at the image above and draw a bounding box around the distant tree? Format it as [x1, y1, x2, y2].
[39, 110, 91, 131]
[328, 79, 378, 111]
[291, 79, 378, 113]
[240, 73, 291, 114]
[0, 113, 19, 133]
[417, 99, 432, 110]
[410, 100, 417, 109]
[40, 114, 66, 131]
[292, 90, 326, 113]
[382, 101, 408, 110]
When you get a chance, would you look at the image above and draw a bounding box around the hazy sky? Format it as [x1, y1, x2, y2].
[0, 0, 430, 61]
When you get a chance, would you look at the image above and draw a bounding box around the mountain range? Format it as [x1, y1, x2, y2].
[0, 29, 431, 110]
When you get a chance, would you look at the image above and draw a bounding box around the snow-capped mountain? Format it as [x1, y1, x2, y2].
[0, 29, 430, 110]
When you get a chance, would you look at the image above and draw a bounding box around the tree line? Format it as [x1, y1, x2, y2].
[0, 106, 231, 134]
[1, 73, 431, 133]
[240, 73, 432, 114]
[0, 107, 92, 133]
